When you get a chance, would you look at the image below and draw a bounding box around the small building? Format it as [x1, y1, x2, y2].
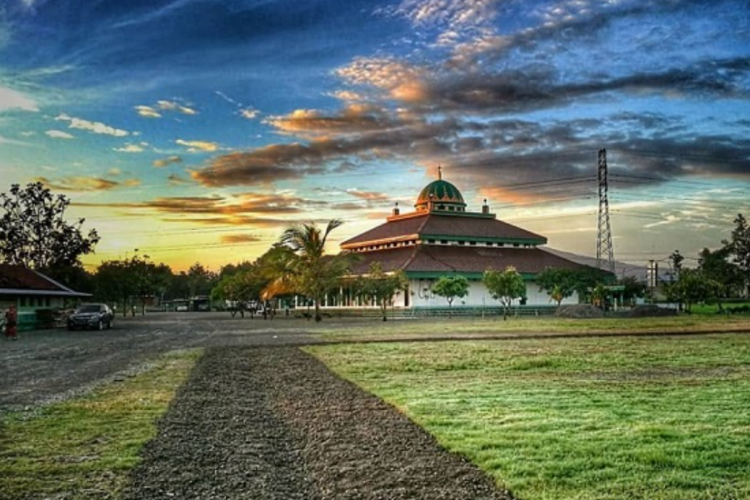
[0, 264, 90, 329]
[336, 174, 602, 312]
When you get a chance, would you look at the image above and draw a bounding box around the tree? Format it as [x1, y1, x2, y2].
[432, 275, 470, 318]
[0, 182, 99, 281]
[669, 249, 684, 282]
[483, 267, 526, 320]
[619, 276, 647, 306]
[664, 268, 722, 313]
[356, 262, 408, 321]
[723, 214, 750, 295]
[186, 262, 218, 298]
[535, 267, 578, 306]
[278, 220, 352, 322]
[698, 247, 742, 310]
[94, 253, 172, 316]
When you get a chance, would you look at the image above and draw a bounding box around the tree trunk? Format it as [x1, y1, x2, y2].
[314, 300, 322, 322]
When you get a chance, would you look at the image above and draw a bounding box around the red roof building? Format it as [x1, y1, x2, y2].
[0, 264, 90, 327]
[337, 174, 595, 309]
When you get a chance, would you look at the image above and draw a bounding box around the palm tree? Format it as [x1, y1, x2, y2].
[277, 219, 350, 322]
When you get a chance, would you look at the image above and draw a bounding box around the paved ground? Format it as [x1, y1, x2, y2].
[0, 312, 516, 499]
[0, 312, 322, 413]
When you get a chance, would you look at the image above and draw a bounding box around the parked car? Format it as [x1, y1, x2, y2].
[176, 304, 189, 312]
[67, 303, 114, 331]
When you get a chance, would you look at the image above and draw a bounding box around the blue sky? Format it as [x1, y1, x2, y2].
[1, 0, 749, 272]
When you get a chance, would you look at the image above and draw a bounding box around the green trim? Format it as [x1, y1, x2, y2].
[405, 271, 537, 281]
[420, 234, 547, 245]
[422, 210, 496, 219]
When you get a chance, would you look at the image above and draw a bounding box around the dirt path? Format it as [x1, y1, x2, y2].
[121, 347, 514, 500]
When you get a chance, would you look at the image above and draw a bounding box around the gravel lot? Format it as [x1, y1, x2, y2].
[0, 312, 514, 499]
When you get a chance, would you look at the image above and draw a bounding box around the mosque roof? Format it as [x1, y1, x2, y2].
[414, 178, 466, 211]
[347, 245, 586, 277]
[340, 213, 546, 249]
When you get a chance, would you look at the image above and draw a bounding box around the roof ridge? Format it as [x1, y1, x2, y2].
[30, 268, 77, 293]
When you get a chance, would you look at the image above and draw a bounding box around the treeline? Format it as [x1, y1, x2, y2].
[663, 214, 750, 312]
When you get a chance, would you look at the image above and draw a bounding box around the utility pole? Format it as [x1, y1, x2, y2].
[596, 149, 615, 275]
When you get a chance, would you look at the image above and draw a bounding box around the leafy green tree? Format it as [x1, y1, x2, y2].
[590, 283, 608, 310]
[723, 214, 750, 295]
[279, 220, 352, 322]
[535, 267, 578, 305]
[94, 259, 136, 317]
[619, 276, 647, 306]
[432, 275, 470, 318]
[356, 262, 408, 321]
[698, 247, 742, 310]
[94, 253, 173, 316]
[669, 249, 684, 282]
[0, 182, 99, 283]
[186, 262, 218, 298]
[484, 267, 526, 320]
[664, 268, 722, 313]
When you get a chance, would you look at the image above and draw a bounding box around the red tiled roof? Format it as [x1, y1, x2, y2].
[0, 264, 88, 296]
[341, 213, 545, 248]
[348, 245, 585, 276]
[0, 264, 61, 291]
[420, 215, 545, 242]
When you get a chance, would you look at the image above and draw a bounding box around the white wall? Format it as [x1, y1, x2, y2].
[402, 279, 579, 308]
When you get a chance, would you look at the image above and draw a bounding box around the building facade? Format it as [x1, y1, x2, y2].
[338, 175, 594, 310]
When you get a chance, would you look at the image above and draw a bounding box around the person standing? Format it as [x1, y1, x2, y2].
[4, 304, 18, 340]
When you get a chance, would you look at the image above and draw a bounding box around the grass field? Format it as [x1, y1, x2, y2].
[316, 314, 750, 341]
[307, 334, 750, 500]
[0, 349, 200, 500]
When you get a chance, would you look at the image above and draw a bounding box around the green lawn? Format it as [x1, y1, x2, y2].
[316, 314, 750, 341]
[307, 335, 750, 500]
[0, 349, 201, 500]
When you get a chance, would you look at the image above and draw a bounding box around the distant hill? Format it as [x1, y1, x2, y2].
[543, 247, 649, 281]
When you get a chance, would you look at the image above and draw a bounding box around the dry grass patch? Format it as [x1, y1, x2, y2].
[0, 349, 201, 500]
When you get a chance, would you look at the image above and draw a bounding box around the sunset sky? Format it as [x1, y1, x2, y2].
[1, 0, 749, 273]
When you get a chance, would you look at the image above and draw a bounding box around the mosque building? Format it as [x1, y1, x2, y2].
[336, 171, 596, 310]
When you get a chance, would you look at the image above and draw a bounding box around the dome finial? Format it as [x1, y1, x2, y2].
[438, 165, 442, 180]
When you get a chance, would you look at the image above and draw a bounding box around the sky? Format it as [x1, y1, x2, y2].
[1, 0, 749, 273]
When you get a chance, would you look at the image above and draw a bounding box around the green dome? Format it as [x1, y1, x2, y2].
[415, 179, 466, 212]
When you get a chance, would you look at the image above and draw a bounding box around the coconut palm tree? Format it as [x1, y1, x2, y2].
[277, 219, 351, 322]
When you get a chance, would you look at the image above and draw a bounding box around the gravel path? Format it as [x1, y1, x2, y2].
[121, 347, 514, 500]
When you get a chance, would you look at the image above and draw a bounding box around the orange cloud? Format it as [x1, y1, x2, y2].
[153, 155, 183, 168]
[34, 176, 139, 192]
[220, 234, 262, 244]
[335, 57, 428, 103]
[478, 186, 552, 206]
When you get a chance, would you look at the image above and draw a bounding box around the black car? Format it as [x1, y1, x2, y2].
[67, 303, 114, 331]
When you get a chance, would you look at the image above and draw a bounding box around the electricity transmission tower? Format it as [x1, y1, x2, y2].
[596, 148, 615, 275]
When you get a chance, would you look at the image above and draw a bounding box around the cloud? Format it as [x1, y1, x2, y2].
[167, 173, 188, 185]
[34, 175, 140, 192]
[240, 108, 259, 119]
[0, 85, 39, 112]
[265, 104, 410, 137]
[113, 142, 148, 153]
[135, 105, 161, 118]
[55, 114, 130, 137]
[220, 234, 261, 244]
[153, 155, 183, 168]
[45, 130, 75, 139]
[335, 57, 429, 102]
[135, 99, 197, 118]
[346, 189, 390, 201]
[176, 139, 220, 152]
[72, 192, 323, 227]
[108, 168, 122, 176]
[157, 99, 197, 115]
